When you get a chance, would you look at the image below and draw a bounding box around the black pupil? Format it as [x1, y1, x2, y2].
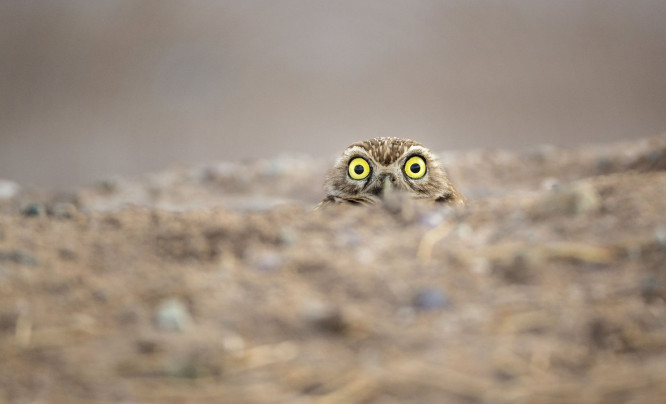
[354, 165, 365, 175]
[410, 163, 421, 173]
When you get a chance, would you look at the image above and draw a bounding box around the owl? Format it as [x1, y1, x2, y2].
[317, 137, 464, 208]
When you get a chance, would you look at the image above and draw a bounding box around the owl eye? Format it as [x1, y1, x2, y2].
[348, 157, 370, 180]
[404, 156, 426, 179]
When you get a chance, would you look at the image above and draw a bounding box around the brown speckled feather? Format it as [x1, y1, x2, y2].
[351, 137, 420, 165]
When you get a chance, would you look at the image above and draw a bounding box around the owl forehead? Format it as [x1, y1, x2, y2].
[349, 137, 422, 165]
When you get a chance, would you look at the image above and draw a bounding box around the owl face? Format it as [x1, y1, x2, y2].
[320, 137, 463, 207]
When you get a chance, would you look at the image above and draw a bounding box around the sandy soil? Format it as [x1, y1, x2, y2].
[1, 136, 666, 403]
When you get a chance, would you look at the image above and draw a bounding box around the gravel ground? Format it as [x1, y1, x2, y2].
[1, 136, 666, 403]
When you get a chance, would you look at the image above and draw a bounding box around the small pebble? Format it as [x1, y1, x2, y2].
[540, 177, 560, 191]
[0, 180, 19, 200]
[596, 157, 613, 174]
[51, 203, 77, 219]
[136, 339, 159, 354]
[168, 360, 200, 379]
[155, 298, 192, 332]
[21, 202, 45, 217]
[655, 227, 666, 247]
[301, 300, 347, 334]
[413, 288, 450, 310]
[419, 211, 446, 228]
[278, 228, 298, 245]
[251, 251, 283, 272]
[0, 250, 38, 266]
[493, 253, 533, 284]
[645, 149, 664, 168]
[640, 276, 661, 303]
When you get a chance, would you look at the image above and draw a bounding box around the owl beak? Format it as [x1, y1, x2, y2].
[382, 175, 394, 195]
[378, 173, 407, 211]
[375, 174, 397, 201]
[373, 173, 398, 200]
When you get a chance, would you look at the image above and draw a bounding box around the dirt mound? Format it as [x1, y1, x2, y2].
[1, 136, 666, 403]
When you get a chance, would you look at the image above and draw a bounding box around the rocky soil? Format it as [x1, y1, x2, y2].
[1, 135, 666, 403]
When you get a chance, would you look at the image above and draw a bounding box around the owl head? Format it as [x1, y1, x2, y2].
[319, 137, 464, 207]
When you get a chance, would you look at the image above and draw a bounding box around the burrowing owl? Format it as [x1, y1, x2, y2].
[317, 137, 464, 208]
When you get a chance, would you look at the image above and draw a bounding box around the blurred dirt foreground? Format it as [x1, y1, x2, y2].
[1, 135, 666, 403]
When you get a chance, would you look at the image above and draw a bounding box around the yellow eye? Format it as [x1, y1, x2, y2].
[348, 157, 370, 180]
[404, 156, 426, 179]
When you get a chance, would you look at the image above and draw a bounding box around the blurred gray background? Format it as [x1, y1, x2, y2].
[1, 0, 665, 188]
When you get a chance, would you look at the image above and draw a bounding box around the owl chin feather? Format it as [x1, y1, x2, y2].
[317, 137, 465, 210]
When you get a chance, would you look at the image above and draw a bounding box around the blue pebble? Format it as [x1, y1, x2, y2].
[413, 288, 450, 310]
